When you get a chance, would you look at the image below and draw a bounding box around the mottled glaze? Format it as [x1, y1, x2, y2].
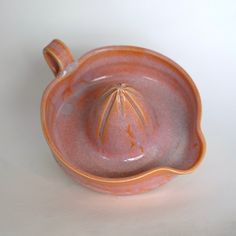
[41, 39, 206, 195]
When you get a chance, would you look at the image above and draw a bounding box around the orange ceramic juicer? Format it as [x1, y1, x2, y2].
[41, 39, 205, 195]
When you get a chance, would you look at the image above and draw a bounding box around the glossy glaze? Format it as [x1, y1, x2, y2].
[41, 39, 206, 195]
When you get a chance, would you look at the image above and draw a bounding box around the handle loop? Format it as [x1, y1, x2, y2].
[43, 39, 74, 77]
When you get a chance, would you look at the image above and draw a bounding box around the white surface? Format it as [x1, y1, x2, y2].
[0, 0, 235, 235]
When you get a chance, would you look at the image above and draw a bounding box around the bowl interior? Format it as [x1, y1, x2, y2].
[43, 47, 202, 178]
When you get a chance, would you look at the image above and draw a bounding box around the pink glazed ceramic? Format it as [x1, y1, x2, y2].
[41, 39, 206, 195]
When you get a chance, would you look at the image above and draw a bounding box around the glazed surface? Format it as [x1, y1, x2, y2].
[45, 48, 201, 178]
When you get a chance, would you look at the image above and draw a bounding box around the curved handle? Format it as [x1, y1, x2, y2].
[43, 39, 74, 77]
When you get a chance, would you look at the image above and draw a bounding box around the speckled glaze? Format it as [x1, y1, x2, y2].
[41, 39, 206, 195]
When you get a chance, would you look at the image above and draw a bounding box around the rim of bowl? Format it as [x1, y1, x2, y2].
[41, 45, 206, 184]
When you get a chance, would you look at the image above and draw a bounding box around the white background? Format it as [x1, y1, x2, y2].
[0, 0, 235, 235]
